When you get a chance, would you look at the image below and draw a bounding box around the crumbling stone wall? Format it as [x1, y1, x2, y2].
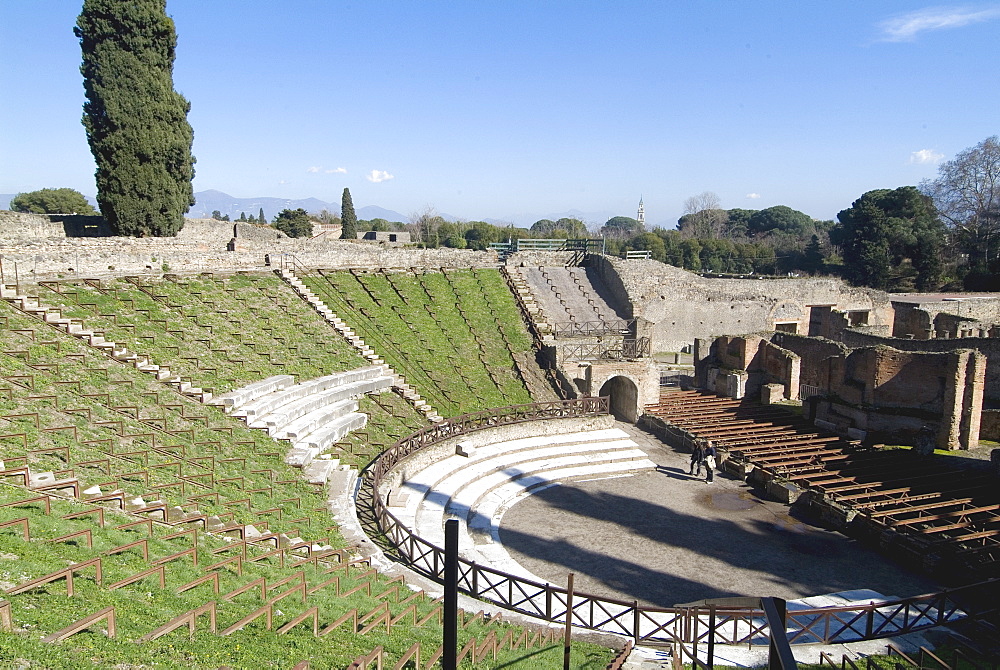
[841, 328, 1000, 403]
[702, 334, 800, 400]
[591, 255, 894, 353]
[891, 297, 1000, 339]
[701, 332, 984, 449]
[0, 213, 498, 281]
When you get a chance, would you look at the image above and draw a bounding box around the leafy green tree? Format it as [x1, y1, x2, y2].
[627, 232, 667, 261]
[600, 216, 643, 239]
[748, 205, 813, 236]
[922, 136, 1000, 282]
[237, 212, 246, 222]
[76, 0, 195, 237]
[833, 186, 945, 290]
[10, 188, 97, 215]
[464, 221, 503, 250]
[530, 219, 556, 234]
[258, 207, 266, 224]
[273, 208, 313, 238]
[802, 235, 824, 274]
[554, 217, 588, 237]
[340, 188, 358, 239]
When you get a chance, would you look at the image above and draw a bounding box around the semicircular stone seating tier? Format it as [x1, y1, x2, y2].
[209, 365, 393, 483]
[387, 427, 656, 582]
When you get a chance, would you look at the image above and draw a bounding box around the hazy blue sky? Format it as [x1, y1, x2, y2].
[1, 1, 997, 227]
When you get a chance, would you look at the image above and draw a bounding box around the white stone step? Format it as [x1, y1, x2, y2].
[275, 398, 358, 440]
[209, 374, 295, 410]
[234, 366, 384, 418]
[250, 376, 392, 433]
[284, 412, 368, 466]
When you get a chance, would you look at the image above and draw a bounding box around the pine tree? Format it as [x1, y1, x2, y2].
[259, 207, 266, 224]
[238, 212, 246, 222]
[340, 188, 358, 239]
[76, 0, 195, 237]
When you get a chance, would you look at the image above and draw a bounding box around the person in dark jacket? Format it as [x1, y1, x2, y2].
[690, 440, 706, 477]
[703, 441, 717, 483]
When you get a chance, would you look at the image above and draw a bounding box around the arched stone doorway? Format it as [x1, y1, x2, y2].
[599, 375, 639, 422]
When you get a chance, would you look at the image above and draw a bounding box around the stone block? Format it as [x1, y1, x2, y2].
[761, 383, 784, 405]
[765, 479, 802, 504]
[456, 441, 475, 457]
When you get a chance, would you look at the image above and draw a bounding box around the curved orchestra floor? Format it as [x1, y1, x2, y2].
[498, 423, 939, 608]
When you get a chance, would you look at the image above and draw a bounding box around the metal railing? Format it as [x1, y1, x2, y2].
[490, 238, 606, 254]
[362, 400, 1000, 646]
[561, 337, 650, 361]
[550, 319, 635, 338]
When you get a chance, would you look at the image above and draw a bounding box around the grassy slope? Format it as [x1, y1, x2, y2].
[305, 268, 534, 418]
[0, 272, 613, 668]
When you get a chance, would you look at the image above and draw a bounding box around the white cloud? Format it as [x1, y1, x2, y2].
[326, 167, 347, 174]
[745, 193, 761, 199]
[306, 166, 321, 173]
[277, 179, 290, 185]
[910, 149, 945, 164]
[366, 169, 394, 183]
[879, 6, 1000, 42]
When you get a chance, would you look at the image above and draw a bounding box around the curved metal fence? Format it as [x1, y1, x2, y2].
[362, 399, 1000, 646]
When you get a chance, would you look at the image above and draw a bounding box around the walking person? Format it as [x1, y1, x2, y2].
[704, 440, 717, 483]
[689, 439, 706, 477]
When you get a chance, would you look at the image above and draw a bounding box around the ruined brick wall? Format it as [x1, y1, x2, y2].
[841, 328, 1000, 402]
[813, 346, 984, 449]
[704, 331, 984, 449]
[705, 335, 799, 400]
[770, 332, 846, 393]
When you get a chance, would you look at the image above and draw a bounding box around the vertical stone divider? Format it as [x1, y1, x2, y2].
[274, 268, 443, 423]
[0, 284, 210, 402]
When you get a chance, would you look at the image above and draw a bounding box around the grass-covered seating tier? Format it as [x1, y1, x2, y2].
[34, 273, 368, 396]
[304, 269, 536, 419]
[0, 294, 615, 668]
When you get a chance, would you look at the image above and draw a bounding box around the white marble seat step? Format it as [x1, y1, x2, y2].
[285, 411, 370, 467]
[420, 449, 654, 549]
[393, 429, 632, 529]
[275, 398, 358, 440]
[251, 376, 392, 434]
[299, 411, 368, 452]
[233, 366, 384, 419]
[209, 374, 295, 412]
[396, 429, 656, 559]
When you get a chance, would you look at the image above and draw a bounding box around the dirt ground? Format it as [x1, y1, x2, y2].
[499, 423, 940, 608]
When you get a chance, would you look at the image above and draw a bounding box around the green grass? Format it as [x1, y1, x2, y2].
[304, 268, 535, 418]
[36, 273, 366, 395]
[0, 274, 617, 668]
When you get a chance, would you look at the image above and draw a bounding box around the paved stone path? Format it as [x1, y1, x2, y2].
[499, 423, 940, 608]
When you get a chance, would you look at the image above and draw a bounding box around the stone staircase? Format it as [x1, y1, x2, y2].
[0, 282, 211, 402]
[210, 369, 393, 486]
[501, 266, 554, 343]
[274, 269, 444, 423]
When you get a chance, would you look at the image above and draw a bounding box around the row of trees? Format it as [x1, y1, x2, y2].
[607, 136, 998, 291]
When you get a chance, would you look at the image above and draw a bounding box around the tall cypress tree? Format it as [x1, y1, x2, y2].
[259, 207, 266, 224]
[340, 188, 358, 239]
[76, 0, 196, 237]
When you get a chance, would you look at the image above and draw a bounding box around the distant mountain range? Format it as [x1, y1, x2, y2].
[2, 190, 632, 231]
[186, 190, 410, 224]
